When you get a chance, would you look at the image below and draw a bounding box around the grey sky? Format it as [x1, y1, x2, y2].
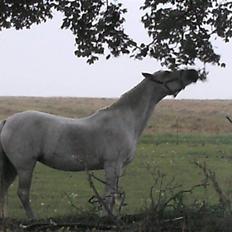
[0, 1, 232, 99]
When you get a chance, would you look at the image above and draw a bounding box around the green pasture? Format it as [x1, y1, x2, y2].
[7, 133, 232, 219]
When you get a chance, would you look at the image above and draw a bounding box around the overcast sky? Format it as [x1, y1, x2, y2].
[0, 1, 232, 99]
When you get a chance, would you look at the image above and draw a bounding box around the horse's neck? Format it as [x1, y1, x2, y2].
[129, 80, 166, 138]
[110, 79, 166, 138]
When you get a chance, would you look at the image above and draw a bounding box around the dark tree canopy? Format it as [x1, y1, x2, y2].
[1, 0, 232, 75]
[139, 0, 232, 71]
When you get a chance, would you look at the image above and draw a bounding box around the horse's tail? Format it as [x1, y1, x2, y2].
[0, 120, 7, 168]
[0, 119, 17, 218]
[0, 120, 7, 218]
[0, 120, 7, 178]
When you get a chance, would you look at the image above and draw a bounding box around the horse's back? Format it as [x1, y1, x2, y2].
[4, 110, 73, 124]
[0, 111, 69, 158]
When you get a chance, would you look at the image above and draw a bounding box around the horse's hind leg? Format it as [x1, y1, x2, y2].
[17, 165, 36, 219]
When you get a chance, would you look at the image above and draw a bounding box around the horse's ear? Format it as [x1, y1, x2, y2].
[142, 73, 153, 79]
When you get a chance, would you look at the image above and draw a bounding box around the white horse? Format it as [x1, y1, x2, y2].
[0, 69, 201, 219]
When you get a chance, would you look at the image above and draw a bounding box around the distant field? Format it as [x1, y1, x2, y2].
[1, 97, 232, 219]
[1, 96, 232, 134]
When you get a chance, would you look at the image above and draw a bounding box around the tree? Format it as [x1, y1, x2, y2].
[1, 0, 232, 75]
[138, 0, 232, 71]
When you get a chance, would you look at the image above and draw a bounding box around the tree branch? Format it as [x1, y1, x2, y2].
[226, 115, 232, 124]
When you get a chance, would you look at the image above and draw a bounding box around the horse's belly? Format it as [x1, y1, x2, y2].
[39, 157, 84, 171]
[39, 153, 104, 171]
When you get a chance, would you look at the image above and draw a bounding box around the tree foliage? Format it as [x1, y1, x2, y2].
[138, 0, 232, 70]
[1, 0, 232, 71]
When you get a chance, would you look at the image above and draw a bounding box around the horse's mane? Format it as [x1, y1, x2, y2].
[106, 79, 147, 111]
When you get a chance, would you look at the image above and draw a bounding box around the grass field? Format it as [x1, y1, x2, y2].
[1, 97, 232, 221]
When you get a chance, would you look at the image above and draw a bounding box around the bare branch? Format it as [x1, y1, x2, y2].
[64, 192, 79, 211]
[86, 170, 113, 218]
[226, 115, 232, 124]
[194, 161, 231, 214]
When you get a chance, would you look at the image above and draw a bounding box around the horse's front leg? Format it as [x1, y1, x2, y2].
[103, 162, 122, 216]
[17, 165, 37, 220]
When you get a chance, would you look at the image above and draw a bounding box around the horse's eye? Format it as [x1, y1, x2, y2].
[164, 71, 171, 75]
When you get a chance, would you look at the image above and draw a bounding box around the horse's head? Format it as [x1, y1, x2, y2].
[142, 69, 203, 97]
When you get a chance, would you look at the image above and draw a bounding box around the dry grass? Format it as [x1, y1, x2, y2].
[0, 97, 232, 135]
[150, 99, 232, 134]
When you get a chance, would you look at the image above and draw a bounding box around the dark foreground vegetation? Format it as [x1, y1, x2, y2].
[1, 209, 232, 232]
[2, 161, 232, 232]
[2, 155, 232, 232]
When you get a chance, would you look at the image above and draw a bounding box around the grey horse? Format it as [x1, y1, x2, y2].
[0, 69, 202, 219]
